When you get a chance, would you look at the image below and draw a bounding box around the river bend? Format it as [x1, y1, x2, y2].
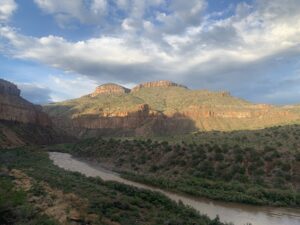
[49, 152, 300, 225]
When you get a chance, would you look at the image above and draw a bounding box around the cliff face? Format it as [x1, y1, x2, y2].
[178, 105, 298, 131]
[49, 106, 196, 137]
[72, 104, 150, 129]
[44, 80, 300, 137]
[0, 79, 51, 126]
[0, 79, 73, 148]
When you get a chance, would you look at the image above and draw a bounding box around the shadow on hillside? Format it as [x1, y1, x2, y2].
[0, 120, 76, 148]
[136, 112, 198, 136]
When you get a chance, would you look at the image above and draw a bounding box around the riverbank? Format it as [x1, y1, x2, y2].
[120, 172, 299, 206]
[52, 136, 300, 207]
[0, 147, 229, 225]
[49, 151, 300, 225]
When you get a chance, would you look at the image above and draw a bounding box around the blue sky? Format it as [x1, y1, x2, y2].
[0, 0, 299, 104]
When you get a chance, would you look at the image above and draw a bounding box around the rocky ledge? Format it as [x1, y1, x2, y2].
[131, 80, 188, 92]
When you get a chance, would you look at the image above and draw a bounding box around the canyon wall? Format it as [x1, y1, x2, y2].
[0, 79, 51, 126]
[54, 105, 297, 137]
[0, 79, 73, 148]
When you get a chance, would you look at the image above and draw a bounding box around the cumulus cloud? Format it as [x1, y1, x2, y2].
[1, 0, 300, 104]
[34, 0, 107, 26]
[0, 0, 17, 22]
[154, 0, 207, 34]
[33, 0, 206, 32]
[0, 26, 169, 83]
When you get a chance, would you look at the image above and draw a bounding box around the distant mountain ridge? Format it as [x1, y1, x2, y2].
[44, 80, 300, 137]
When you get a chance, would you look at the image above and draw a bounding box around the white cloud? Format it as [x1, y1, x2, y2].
[2, 1, 300, 68]
[90, 0, 107, 15]
[33, 0, 107, 26]
[158, 0, 207, 33]
[1, 0, 300, 103]
[0, 0, 17, 22]
[0, 26, 151, 62]
[2, 0, 300, 83]
[33, 0, 206, 32]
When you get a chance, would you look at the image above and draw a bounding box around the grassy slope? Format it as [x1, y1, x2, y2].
[56, 125, 300, 207]
[0, 147, 227, 225]
[132, 88, 250, 112]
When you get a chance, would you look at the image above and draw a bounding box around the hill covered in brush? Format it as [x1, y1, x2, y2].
[53, 125, 300, 207]
[44, 80, 300, 137]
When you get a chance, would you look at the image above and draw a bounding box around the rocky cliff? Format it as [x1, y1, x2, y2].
[0, 79, 51, 126]
[44, 80, 300, 137]
[0, 79, 73, 148]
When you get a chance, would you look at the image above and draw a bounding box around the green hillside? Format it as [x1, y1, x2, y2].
[132, 87, 250, 112]
[52, 125, 300, 207]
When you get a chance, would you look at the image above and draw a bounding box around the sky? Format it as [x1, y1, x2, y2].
[0, 0, 300, 105]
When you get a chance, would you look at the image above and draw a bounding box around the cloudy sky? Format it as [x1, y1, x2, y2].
[0, 0, 299, 104]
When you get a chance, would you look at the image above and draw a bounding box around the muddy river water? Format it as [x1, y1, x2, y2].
[49, 152, 300, 225]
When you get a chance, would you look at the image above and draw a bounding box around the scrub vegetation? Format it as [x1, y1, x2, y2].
[57, 125, 300, 207]
[0, 148, 228, 225]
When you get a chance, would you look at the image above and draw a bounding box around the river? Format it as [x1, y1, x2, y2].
[49, 152, 300, 225]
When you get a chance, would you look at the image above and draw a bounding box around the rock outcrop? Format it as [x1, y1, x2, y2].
[91, 83, 130, 97]
[131, 80, 187, 92]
